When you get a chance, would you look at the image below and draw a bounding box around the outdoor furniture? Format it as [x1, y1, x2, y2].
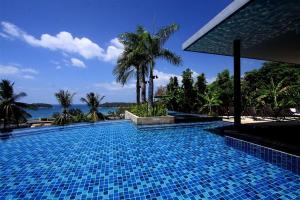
[277, 108, 295, 119]
[258, 105, 274, 119]
[242, 107, 257, 120]
[290, 108, 300, 116]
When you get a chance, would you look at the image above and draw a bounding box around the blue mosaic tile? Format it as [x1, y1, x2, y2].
[225, 136, 300, 175]
[1, 121, 300, 199]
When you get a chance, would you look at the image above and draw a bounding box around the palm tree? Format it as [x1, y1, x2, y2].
[0, 80, 34, 131]
[140, 63, 148, 103]
[257, 77, 297, 116]
[257, 78, 294, 110]
[144, 24, 182, 107]
[114, 26, 149, 104]
[80, 92, 105, 122]
[201, 90, 222, 116]
[54, 90, 74, 125]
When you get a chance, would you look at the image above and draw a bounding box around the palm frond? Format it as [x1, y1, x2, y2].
[155, 23, 179, 45]
[12, 92, 27, 101]
[0, 79, 14, 99]
[158, 49, 182, 65]
[55, 90, 74, 109]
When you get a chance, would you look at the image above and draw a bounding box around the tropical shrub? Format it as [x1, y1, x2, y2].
[69, 108, 87, 123]
[201, 88, 222, 116]
[128, 103, 167, 117]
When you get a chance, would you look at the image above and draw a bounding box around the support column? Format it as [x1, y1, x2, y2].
[233, 40, 241, 127]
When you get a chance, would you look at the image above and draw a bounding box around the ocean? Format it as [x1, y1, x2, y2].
[26, 105, 117, 119]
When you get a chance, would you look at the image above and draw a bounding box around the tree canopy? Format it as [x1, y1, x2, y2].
[161, 62, 300, 117]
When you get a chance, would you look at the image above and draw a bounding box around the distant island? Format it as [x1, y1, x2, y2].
[30, 103, 53, 108]
[27, 102, 134, 108]
[101, 102, 135, 107]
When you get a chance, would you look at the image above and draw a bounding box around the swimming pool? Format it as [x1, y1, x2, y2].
[1, 121, 299, 199]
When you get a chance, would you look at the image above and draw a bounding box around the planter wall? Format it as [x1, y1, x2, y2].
[125, 111, 175, 125]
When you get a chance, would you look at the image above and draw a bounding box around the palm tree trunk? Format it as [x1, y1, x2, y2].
[141, 66, 146, 103]
[3, 117, 7, 130]
[136, 65, 141, 104]
[148, 63, 154, 107]
[3, 110, 9, 130]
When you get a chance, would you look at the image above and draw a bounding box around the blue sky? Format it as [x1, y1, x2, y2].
[0, 0, 263, 104]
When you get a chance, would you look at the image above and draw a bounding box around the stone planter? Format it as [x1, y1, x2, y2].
[125, 111, 175, 125]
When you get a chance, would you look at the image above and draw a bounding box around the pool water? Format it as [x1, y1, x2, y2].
[1, 121, 299, 199]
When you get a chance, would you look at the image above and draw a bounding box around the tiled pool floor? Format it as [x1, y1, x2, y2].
[1, 121, 299, 199]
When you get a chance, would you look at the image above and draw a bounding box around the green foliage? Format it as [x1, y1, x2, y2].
[69, 108, 88, 123]
[163, 62, 300, 117]
[242, 62, 300, 117]
[145, 23, 182, 107]
[128, 103, 167, 117]
[164, 69, 206, 113]
[165, 76, 183, 111]
[115, 24, 182, 106]
[182, 68, 196, 112]
[55, 90, 74, 111]
[0, 79, 34, 131]
[53, 91, 108, 125]
[81, 92, 105, 122]
[113, 107, 129, 118]
[210, 69, 233, 109]
[53, 111, 73, 125]
[107, 107, 127, 119]
[195, 73, 207, 94]
[194, 73, 207, 110]
[53, 90, 75, 125]
[114, 26, 149, 104]
[201, 87, 222, 116]
[256, 77, 298, 117]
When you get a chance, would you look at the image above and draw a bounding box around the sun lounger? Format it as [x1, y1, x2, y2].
[290, 108, 300, 116]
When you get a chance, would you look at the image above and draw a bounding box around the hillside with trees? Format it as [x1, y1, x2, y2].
[160, 62, 300, 117]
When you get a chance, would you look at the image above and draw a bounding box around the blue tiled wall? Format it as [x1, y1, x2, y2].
[225, 136, 300, 175]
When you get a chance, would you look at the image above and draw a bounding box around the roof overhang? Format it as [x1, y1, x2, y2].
[183, 0, 300, 64]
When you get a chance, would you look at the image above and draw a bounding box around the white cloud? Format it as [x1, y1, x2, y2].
[70, 58, 86, 68]
[0, 64, 38, 79]
[207, 76, 216, 84]
[1, 22, 21, 37]
[153, 69, 204, 87]
[20, 68, 38, 74]
[102, 38, 124, 62]
[23, 75, 35, 79]
[0, 32, 10, 39]
[153, 69, 182, 87]
[191, 70, 199, 80]
[94, 81, 135, 91]
[1, 21, 124, 62]
[0, 65, 19, 75]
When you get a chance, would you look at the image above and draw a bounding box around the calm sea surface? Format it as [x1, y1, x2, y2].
[26, 105, 117, 119]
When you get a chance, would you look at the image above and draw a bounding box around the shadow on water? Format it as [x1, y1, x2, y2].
[207, 120, 300, 156]
[0, 129, 13, 140]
